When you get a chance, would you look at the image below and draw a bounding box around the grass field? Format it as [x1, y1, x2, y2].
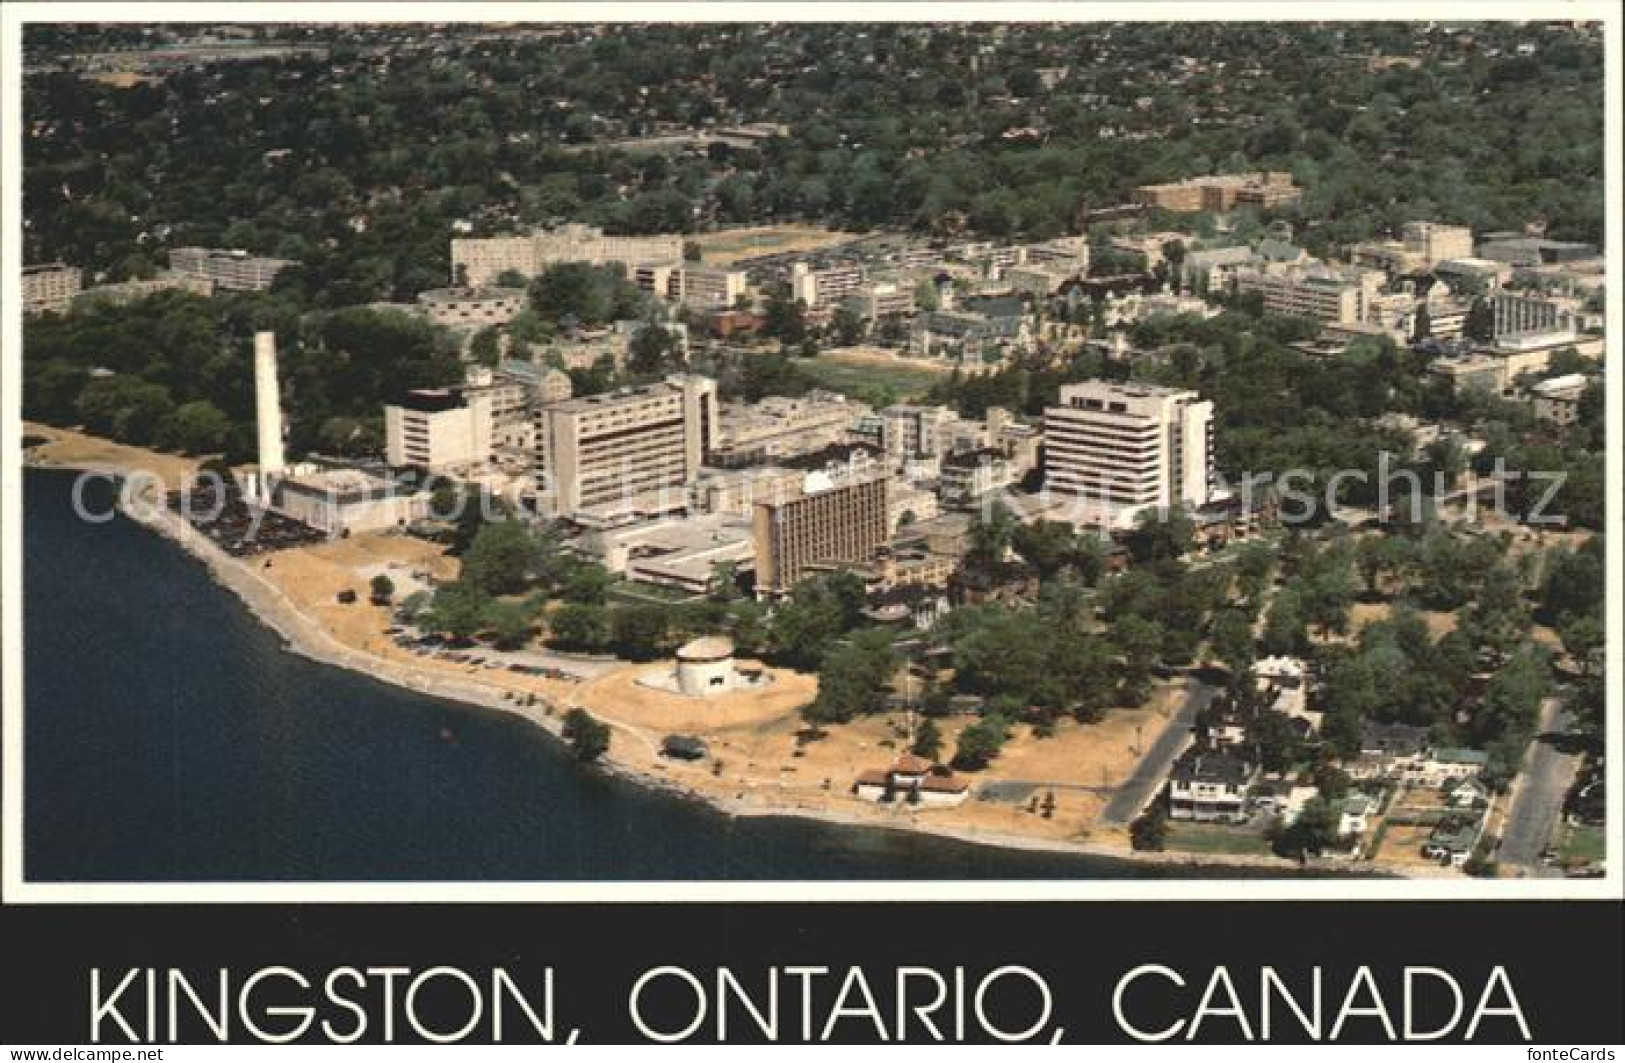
[1559, 823, 1606, 865]
[691, 224, 856, 265]
[1164, 821, 1275, 857]
[797, 353, 948, 404]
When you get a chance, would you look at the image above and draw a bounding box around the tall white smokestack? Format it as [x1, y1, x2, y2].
[254, 331, 286, 476]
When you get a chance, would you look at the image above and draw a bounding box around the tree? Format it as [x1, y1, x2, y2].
[1130, 802, 1169, 851]
[611, 605, 669, 661]
[966, 498, 1016, 564]
[158, 400, 232, 455]
[422, 581, 490, 640]
[808, 628, 899, 725]
[1125, 508, 1195, 564]
[1208, 608, 1257, 677]
[951, 715, 1012, 771]
[485, 600, 536, 650]
[1273, 798, 1339, 858]
[548, 602, 611, 653]
[1463, 297, 1495, 344]
[562, 708, 611, 763]
[461, 520, 540, 596]
[1233, 542, 1277, 608]
[369, 573, 395, 602]
[911, 718, 943, 761]
[1558, 611, 1603, 677]
[1261, 587, 1308, 657]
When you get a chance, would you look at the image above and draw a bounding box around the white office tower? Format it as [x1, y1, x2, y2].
[254, 331, 287, 477]
[1044, 380, 1213, 526]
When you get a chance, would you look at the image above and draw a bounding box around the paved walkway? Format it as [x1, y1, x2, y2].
[1098, 682, 1215, 826]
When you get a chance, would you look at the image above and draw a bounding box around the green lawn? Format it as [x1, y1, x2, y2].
[1164, 821, 1274, 857]
[797, 356, 946, 404]
[606, 581, 701, 606]
[1559, 823, 1606, 865]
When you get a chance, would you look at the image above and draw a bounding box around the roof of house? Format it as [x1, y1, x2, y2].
[855, 770, 891, 788]
[920, 773, 969, 793]
[1361, 721, 1430, 756]
[891, 753, 934, 775]
[1431, 747, 1490, 766]
[1170, 751, 1255, 787]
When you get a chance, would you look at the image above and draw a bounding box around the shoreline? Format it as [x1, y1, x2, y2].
[23, 441, 1394, 877]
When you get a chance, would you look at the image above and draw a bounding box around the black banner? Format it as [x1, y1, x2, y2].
[1, 902, 1620, 1045]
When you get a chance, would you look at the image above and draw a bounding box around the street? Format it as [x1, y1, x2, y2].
[1497, 697, 1582, 875]
[1098, 681, 1215, 827]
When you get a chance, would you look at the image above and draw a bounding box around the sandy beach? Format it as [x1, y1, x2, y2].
[23, 424, 1411, 876]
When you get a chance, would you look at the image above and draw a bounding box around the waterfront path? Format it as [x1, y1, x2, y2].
[1498, 696, 1581, 875]
[1098, 681, 1214, 827]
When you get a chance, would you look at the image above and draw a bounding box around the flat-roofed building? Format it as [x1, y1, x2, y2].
[584, 513, 756, 594]
[1134, 172, 1301, 213]
[1529, 373, 1590, 426]
[710, 391, 866, 468]
[1490, 292, 1565, 340]
[535, 375, 717, 519]
[939, 448, 1020, 508]
[671, 266, 748, 310]
[1232, 265, 1382, 324]
[693, 466, 810, 520]
[880, 404, 962, 460]
[169, 247, 295, 291]
[271, 468, 429, 535]
[384, 388, 495, 472]
[753, 473, 890, 595]
[22, 263, 83, 313]
[416, 286, 526, 330]
[845, 280, 916, 321]
[790, 261, 865, 308]
[451, 223, 683, 286]
[74, 271, 214, 307]
[1044, 380, 1213, 523]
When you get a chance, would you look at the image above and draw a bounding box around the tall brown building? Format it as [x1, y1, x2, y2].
[752, 475, 889, 595]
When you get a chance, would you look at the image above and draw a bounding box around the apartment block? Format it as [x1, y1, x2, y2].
[535, 375, 717, 521]
[1044, 380, 1213, 520]
[451, 223, 683, 286]
[753, 474, 890, 595]
[22, 263, 83, 313]
[169, 247, 295, 291]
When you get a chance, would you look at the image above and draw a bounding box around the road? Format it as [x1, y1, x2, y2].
[1098, 681, 1215, 827]
[1498, 697, 1581, 875]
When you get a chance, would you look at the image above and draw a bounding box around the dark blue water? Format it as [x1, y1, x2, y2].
[24, 467, 1281, 881]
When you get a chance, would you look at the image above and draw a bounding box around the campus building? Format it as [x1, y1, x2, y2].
[1043, 380, 1213, 523]
[415, 287, 527, 330]
[752, 473, 890, 595]
[384, 389, 496, 472]
[534, 375, 717, 522]
[1231, 265, 1383, 324]
[789, 261, 865, 309]
[451, 223, 684, 286]
[22, 263, 83, 313]
[169, 247, 295, 291]
[1133, 172, 1302, 213]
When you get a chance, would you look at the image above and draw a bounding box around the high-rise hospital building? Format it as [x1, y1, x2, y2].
[1043, 380, 1213, 524]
